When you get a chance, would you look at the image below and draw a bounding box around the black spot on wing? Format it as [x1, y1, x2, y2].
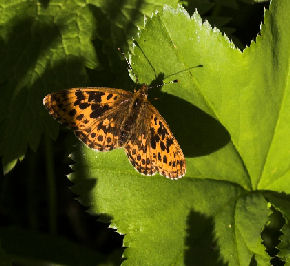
[97, 123, 106, 131]
[158, 152, 161, 160]
[157, 121, 168, 140]
[166, 138, 174, 148]
[160, 141, 166, 151]
[75, 90, 85, 101]
[86, 91, 105, 103]
[150, 128, 160, 149]
[165, 138, 174, 153]
[107, 94, 113, 100]
[74, 90, 85, 106]
[90, 104, 110, 118]
[79, 102, 90, 109]
[76, 114, 84, 120]
[69, 109, 76, 116]
[163, 155, 167, 163]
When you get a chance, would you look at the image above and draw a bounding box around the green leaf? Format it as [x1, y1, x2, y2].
[240, 0, 269, 4]
[265, 193, 290, 263]
[0, 0, 92, 173]
[131, 1, 290, 193]
[69, 0, 290, 264]
[71, 146, 272, 265]
[0, 0, 178, 173]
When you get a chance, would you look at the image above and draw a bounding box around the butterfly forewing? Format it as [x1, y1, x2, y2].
[43, 87, 132, 151]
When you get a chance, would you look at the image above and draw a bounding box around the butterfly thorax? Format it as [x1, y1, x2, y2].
[133, 84, 148, 98]
[119, 84, 149, 145]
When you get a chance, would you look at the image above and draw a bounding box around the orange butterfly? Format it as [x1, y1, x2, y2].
[44, 84, 185, 179]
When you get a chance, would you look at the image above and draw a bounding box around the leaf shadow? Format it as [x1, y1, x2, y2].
[87, 0, 145, 89]
[67, 141, 101, 210]
[185, 209, 227, 266]
[262, 191, 290, 266]
[0, 13, 92, 169]
[0, 16, 61, 114]
[70, 153, 98, 211]
[0, 15, 63, 167]
[38, 0, 50, 8]
[69, 143, 125, 263]
[148, 73, 230, 157]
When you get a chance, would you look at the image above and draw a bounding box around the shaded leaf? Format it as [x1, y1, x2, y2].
[67, 0, 290, 264]
[0, 226, 117, 265]
[0, 0, 179, 173]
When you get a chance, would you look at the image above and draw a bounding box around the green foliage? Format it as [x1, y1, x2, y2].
[0, 0, 178, 174]
[69, 0, 290, 265]
[0, 0, 288, 265]
[241, 0, 269, 3]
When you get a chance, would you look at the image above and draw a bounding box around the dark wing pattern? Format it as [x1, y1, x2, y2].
[124, 103, 186, 179]
[43, 87, 132, 151]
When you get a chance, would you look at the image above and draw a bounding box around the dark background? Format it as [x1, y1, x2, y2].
[1, 0, 283, 265]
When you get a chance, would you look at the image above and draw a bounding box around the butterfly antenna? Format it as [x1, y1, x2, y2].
[164, 65, 203, 80]
[133, 40, 157, 78]
[148, 64, 203, 90]
[118, 48, 139, 84]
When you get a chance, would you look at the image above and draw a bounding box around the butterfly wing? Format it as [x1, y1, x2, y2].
[43, 87, 132, 151]
[125, 103, 186, 179]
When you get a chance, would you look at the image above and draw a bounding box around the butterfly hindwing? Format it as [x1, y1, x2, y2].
[125, 104, 185, 179]
[149, 108, 186, 179]
[125, 135, 155, 177]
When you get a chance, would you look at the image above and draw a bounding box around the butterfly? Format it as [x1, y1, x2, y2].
[43, 84, 186, 179]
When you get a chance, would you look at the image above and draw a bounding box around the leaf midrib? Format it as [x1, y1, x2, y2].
[257, 48, 290, 189]
[158, 7, 252, 190]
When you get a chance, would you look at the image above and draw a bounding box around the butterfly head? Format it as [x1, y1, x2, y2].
[134, 84, 149, 98]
